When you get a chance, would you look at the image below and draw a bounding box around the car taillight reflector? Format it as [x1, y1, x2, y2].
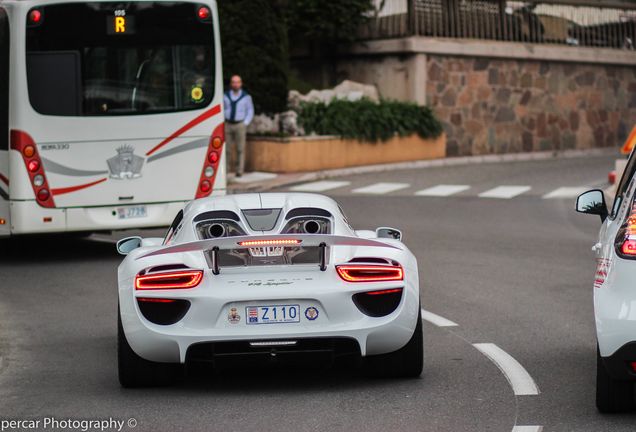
[137, 298, 178, 303]
[622, 239, 636, 256]
[365, 288, 404, 295]
[135, 270, 203, 290]
[237, 239, 302, 247]
[336, 265, 404, 282]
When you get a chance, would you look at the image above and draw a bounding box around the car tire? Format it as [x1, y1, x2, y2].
[364, 308, 423, 378]
[118, 306, 181, 388]
[596, 345, 635, 413]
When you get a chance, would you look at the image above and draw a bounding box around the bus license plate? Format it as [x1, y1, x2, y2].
[246, 305, 300, 325]
[117, 205, 147, 220]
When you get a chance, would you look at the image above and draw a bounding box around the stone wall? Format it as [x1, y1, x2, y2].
[426, 56, 636, 156]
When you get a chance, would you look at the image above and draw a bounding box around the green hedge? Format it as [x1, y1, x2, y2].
[298, 99, 444, 142]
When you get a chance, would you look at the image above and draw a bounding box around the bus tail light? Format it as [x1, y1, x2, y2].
[616, 200, 636, 259]
[196, 123, 224, 199]
[135, 270, 203, 290]
[197, 6, 211, 21]
[10, 130, 55, 208]
[336, 264, 404, 283]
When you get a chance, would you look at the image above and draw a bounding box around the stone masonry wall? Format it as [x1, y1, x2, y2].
[426, 56, 636, 156]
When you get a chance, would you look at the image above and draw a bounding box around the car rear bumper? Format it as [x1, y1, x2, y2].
[601, 342, 636, 380]
[119, 274, 421, 363]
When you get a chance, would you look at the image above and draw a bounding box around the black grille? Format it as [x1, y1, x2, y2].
[186, 337, 360, 369]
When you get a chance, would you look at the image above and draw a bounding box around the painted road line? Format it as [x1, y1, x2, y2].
[420, 309, 458, 327]
[512, 426, 543, 432]
[89, 236, 118, 244]
[290, 181, 351, 192]
[415, 185, 471, 197]
[479, 186, 531, 199]
[542, 187, 587, 199]
[473, 343, 540, 396]
[352, 182, 410, 195]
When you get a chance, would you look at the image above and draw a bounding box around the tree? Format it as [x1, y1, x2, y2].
[218, 0, 289, 113]
[286, 0, 375, 87]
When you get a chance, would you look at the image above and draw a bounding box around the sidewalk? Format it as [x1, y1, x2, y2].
[227, 147, 619, 194]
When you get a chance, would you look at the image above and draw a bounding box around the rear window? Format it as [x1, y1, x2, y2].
[25, 2, 215, 116]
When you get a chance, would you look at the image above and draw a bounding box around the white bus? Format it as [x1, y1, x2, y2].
[0, 0, 226, 236]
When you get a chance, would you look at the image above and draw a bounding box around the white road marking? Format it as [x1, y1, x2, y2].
[479, 186, 531, 199]
[231, 172, 277, 184]
[421, 309, 459, 327]
[473, 343, 540, 396]
[415, 185, 471, 197]
[89, 236, 117, 245]
[352, 182, 410, 195]
[290, 180, 351, 192]
[512, 426, 543, 432]
[542, 187, 587, 199]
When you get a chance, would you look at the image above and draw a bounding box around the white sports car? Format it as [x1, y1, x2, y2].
[116, 193, 423, 387]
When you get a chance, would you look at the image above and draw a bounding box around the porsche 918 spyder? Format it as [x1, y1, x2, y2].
[116, 193, 423, 387]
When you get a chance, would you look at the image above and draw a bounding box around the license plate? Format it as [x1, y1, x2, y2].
[117, 205, 147, 220]
[245, 304, 300, 325]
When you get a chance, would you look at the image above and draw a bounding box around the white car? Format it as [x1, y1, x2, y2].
[116, 193, 423, 387]
[577, 149, 636, 412]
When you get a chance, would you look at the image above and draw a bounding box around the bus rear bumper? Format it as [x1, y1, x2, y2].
[9, 200, 189, 234]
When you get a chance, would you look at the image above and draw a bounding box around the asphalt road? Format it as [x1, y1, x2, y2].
[0, 152, 633, 431]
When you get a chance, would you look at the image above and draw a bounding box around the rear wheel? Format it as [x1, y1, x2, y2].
[364, 308, 423, 378]
[118, 307, 181, 388]
[596, 346, 635, 413]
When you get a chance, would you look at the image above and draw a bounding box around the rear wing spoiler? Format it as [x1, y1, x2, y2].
[136, 234, 401, 274]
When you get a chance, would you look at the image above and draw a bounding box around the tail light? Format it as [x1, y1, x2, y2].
[615, 201, 636, 258]
[10, 130, 55, 208]
[336, 265, 404, 282]
[196, 124, 224, 199]
[135, 270, 203, 290]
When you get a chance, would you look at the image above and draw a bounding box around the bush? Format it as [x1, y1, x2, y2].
[218, 0, 288, 114]
[298, 99, 444, 142]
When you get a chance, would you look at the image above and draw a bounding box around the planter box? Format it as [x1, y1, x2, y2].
[246, 134, 446, 173]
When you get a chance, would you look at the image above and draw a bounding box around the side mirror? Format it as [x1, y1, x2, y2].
[376, 227, 403, 241]
[116, 236, 142, 255]
[576, 189, 609, 222]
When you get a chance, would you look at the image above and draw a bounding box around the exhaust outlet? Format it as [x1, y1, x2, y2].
[303, 220, 321, 234]
[207, 223, 226, 238]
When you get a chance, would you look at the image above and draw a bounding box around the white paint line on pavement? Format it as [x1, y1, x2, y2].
[421, 309, 459, 327]
[542, 187, 587, 199]
[290, 180, 351, 192]
[89, 236, 118, 245]
[422, 309, 459, 327]
[479, 186, 532, 199]
[512, 426, 543, 432]
[473, 343, 540, 396]
[415, 185, 471, 197]
[352, 182, 410, 195]
[230, 172, 277, 184]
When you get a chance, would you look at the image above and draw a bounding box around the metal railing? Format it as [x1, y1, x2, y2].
[360, 0, 636, 49]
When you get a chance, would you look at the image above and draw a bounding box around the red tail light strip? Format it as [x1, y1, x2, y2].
[336, 265, 404, 283]
[364, 288, 404, 296]
[237, 239, 302, 247]
[10, 130, 55, 208]
[135, 270, 203, 290]
[196, 122, 224, 199]
[146, 104, 222, 157]
[136, 298, 178, 303]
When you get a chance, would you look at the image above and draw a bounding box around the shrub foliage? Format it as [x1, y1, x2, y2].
[298, 99, 444, 142]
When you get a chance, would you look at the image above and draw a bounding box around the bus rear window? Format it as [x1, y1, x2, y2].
[25, 2, 215, 117]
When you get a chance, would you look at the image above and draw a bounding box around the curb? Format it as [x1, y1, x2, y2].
[228, 147, 619, 193]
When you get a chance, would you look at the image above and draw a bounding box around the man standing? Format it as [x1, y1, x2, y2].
[224, 75, 254, 178]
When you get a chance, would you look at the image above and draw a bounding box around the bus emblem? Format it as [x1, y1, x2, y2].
[107, 145, 145, 180]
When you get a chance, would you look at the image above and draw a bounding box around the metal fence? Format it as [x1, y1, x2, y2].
[359, 0, 636, 49]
